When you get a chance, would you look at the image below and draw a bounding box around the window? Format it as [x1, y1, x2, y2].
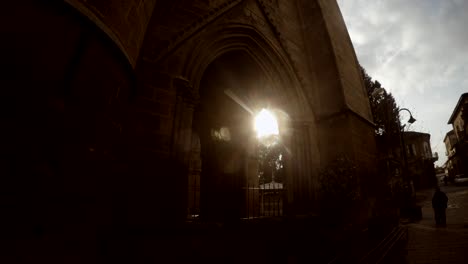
[423, 142, 431, 158]
[407, 144, 416, 156]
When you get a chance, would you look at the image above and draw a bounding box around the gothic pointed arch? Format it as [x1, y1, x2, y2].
[182, 23, 311, 118]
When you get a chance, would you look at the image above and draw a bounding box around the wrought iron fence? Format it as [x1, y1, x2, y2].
[187, 178, 285, 220]
[242, 181, 284, 219]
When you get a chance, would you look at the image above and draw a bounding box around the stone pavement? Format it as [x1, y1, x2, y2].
[405, 185, 468, 264]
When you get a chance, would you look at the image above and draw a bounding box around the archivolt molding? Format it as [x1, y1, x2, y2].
[148, 0, 243, 64]
[138, 0, 319, 128]
[146, 0, 307, 93]
[180, 23, 309, 118]
[173, 76, 199, 107]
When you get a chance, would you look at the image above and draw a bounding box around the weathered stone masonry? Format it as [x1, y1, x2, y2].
[1, 0, 378, 250]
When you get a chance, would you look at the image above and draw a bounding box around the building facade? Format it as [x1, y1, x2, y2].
[446, 93, 468, 178]
[403, 132, 438, 189]
[444, 130, 460, 179]
[1, 0, 379, 262]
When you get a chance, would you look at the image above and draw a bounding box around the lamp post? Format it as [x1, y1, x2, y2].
[397, 107, 422, 220]
[398, 108, 416, 193]
[370, 87, 419, 217]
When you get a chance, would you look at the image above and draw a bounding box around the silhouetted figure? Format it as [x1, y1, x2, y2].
[432, 186, 448, 226]
[443, 175, 448, 186]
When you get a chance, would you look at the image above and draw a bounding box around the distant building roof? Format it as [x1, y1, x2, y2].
[403, 131, 430, 139]
[443, 130, 455, 143]
[448, 93, 468, 124]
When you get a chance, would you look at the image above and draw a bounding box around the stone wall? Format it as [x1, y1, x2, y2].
[112, 0, 377, 214]
[0, 0, 382, 261]
[316, 0, 373, 121]
[1, 0, 378, 228]
[0, 1, 190, 259]
[66, 0, 157, 66]
[1, 2, 139, 262]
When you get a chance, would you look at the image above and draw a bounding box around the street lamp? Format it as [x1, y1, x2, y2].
[397, 107, 421, 219]
[398, 108, 416, 185]
[398, 107, 416, 188]
[371, 87, 419, 218]
[399, 108, 416, 125]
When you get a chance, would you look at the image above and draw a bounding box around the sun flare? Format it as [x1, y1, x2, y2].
[254, 109, 279, 138]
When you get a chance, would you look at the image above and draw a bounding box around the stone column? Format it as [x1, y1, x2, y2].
[172, 76, 199, 161]
[171, 76, 199, 219]
[283, 120, 319, 215]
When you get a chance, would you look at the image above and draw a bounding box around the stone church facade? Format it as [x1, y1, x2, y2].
[1, 0, 377, 261]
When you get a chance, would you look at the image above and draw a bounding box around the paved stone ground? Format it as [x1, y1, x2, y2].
[405, 184, 468, 264]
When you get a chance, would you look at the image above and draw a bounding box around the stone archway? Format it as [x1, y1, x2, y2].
[192, 50, 280, 221]
[176, 24, 321, 219]
[183, 24, 309, 116]
[194, 51, 253, 221]
[125, 0, 378, 222]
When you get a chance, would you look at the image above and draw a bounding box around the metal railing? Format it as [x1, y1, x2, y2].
[242, 181, 284, 218]
[187, 176, 285, 220]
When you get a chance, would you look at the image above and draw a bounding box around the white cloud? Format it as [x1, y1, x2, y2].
[337, 0, 468, 166]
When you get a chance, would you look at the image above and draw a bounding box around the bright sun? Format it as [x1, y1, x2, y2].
[254, 109, 279, 138]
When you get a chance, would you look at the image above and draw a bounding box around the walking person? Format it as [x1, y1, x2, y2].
[432, 186, 448, 226]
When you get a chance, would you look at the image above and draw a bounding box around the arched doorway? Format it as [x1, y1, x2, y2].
[190, 50, 286, 222]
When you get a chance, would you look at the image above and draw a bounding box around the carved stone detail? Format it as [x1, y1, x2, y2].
[173, 76, 199, 107]
[147, 0, 243, 63]
[255, 0, 307, 88]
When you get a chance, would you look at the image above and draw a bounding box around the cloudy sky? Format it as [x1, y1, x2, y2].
[337, 0, 468, 166]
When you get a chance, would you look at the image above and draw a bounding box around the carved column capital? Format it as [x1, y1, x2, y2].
[173, 76, 199, 107]
[283, 118, 315, 130]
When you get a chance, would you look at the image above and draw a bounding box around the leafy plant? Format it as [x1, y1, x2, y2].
[319, 157, 360, 208]
[257, 138, 285, 184]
